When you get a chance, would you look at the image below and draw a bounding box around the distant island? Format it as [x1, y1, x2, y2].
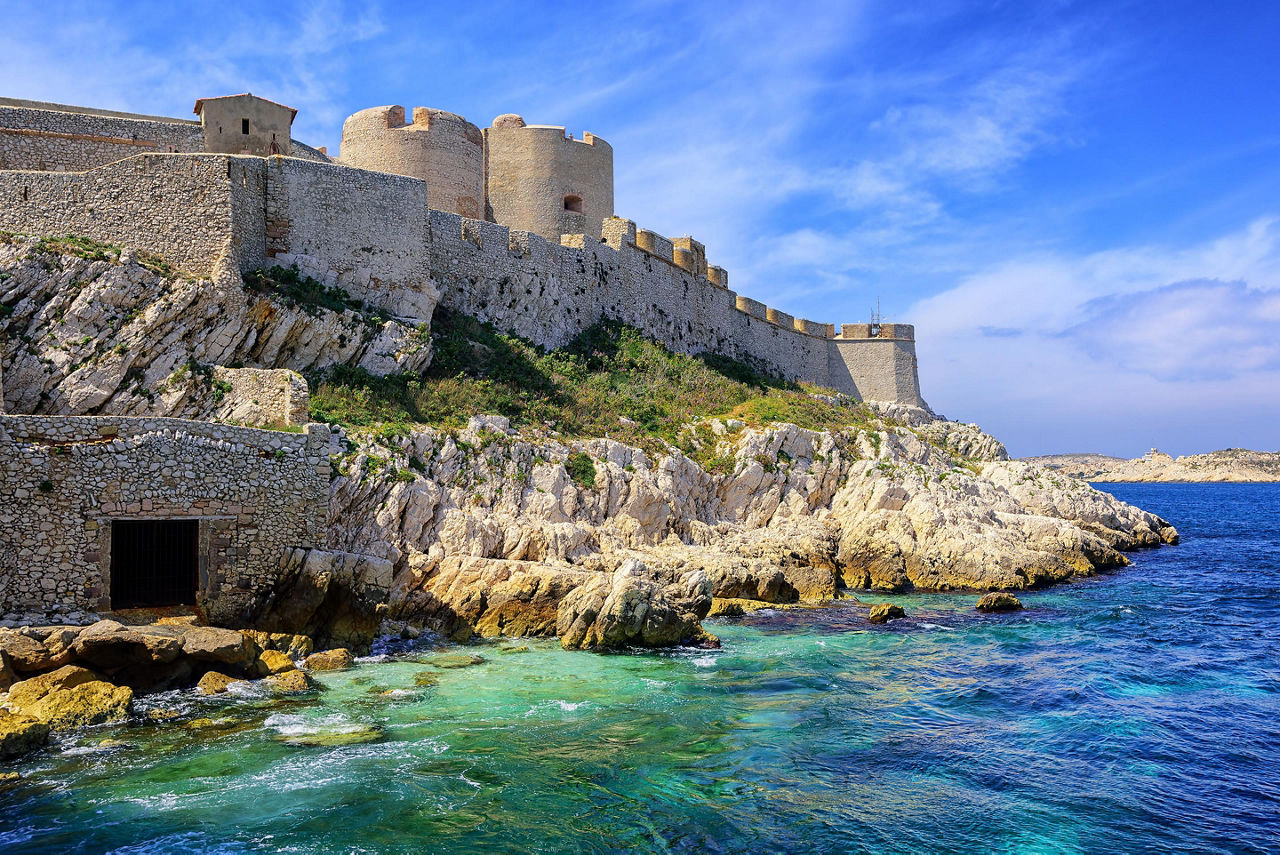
[1025, 448, 1280, 482]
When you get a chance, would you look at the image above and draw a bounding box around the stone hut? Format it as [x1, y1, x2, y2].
[194, 93, 296, 157]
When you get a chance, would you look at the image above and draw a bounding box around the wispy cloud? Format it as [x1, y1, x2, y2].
[911, 217, 1280, 455]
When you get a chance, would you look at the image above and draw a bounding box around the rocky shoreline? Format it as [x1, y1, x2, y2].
[1027, 449, 1280, 482]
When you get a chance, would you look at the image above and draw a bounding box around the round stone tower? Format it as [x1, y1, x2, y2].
[483, 114, 614, 242]
[338, 105, 484, 219]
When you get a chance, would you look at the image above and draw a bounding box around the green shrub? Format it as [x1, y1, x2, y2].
[565, 452, 596, 489]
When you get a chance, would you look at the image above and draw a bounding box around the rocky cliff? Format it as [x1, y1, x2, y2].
[326, 413, 1177, 648]
[1, 238, 1179, 652]
[1027, 449, 1280, 482]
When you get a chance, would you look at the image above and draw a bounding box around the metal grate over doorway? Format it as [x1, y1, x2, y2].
[109, 519, 199, 609]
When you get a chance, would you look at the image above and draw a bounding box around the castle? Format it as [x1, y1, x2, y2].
[0, 93, 925, 405]
[0, 92, 925, 621]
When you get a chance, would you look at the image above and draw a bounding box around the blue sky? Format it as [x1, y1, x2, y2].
[4, 0, 1278, 456]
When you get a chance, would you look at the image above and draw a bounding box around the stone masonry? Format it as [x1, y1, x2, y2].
[0, 415, 330, 624]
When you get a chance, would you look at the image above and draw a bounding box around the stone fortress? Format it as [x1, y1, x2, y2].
[0, 91, 924, 620]
[0, 93, 924, 405]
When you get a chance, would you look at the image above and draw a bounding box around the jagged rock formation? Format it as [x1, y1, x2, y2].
[1027, 449, 1280, 482]
[329, 414, 1177, 648]
[0, 238, 431, 418]
[1, 243, 1180, 653]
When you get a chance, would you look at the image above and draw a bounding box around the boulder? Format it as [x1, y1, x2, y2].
[70, 620, 184, 669]
[0, 629, 75, 672]
[4, 665, 101, 709]
[707, 597, 777, 617]
[177, 626, 257, 667]
[976, 592, 1024, 612]
[0, 649, 15, 692]
[264, 669, 317, 695]
[868, 603, 906, 623]
[556, 559, 714, 650]
[195, 671, 239, 695]
[11, 680, 133, 730]
[0, 711, 50, 759]
[303, 649, 355, 671]
[254, 650, 297, 676]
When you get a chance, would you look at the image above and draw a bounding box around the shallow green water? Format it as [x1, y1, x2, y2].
[2, 484, 1277, 853]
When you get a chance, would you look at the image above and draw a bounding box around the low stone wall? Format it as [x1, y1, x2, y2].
[0, 416, 330, 624]
[0, 100, 203, 172]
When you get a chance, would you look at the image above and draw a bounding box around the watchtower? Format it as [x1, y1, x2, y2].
[483, 114, 614, 242]
[338, 105, 484, 218]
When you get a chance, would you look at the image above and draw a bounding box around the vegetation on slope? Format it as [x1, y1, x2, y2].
[309, 306, 880, 458]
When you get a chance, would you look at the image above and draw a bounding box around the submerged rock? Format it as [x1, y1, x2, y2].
[428, 654, 485, 670]
[976, 593, 1024, 612]
[276, 724, 385, 747]
[868, 603, 905, 624]
[304, 649, 355, 672]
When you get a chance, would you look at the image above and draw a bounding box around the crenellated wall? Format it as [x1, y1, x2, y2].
[0, 151, 924, 405]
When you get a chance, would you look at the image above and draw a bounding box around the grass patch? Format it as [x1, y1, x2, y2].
[309, 308, 881, 456]
[245, 264, 384, 320]
[32, 235, 173, 275]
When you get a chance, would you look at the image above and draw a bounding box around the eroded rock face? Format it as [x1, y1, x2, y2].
[0, 240, 433, 418]
[324, 413, 1176, 648]
[555, 559, 712, 650]
[253, 550, 393, 655]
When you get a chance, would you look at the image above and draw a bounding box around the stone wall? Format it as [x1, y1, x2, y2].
[0, 416, 330, 624]
[0, 99, 203, 172]
[0, 151, 923, 404]
[0, 154, 254, 278]
[264, 157, 439, 319]
[0, 98, 328, 172]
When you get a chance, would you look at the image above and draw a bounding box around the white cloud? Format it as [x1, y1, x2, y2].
[911, 218, 1280, 455]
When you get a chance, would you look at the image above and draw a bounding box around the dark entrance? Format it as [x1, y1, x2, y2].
[110, 520, 199, 609]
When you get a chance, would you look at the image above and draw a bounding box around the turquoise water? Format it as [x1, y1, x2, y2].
[2, 483, 1278, 853]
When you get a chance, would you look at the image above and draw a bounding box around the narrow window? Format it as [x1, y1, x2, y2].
[563, 194, 584, 213]
[241, 119, 250, 135]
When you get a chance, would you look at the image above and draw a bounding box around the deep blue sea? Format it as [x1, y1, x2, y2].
[2, 483, 1278, 853]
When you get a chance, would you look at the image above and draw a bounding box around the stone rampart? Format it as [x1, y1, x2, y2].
[0, 99, 328, 172]
[0, 416, 330, 623]
[0, 152, 923, 404]
[0, 154, 263, 278]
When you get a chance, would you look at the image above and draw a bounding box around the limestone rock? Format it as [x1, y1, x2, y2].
[976, 593, 1024, 612]
[303, 649, 355, 671]
[4, 665, 101, 709]
[0, 711, 50, 759]
[4, 668, 133, 731]
[243, 631, 314, 660]
[276, 724, 385, 747]
[707, 597, 777, 617]
[196, 671, 239, 695]
[555, 559, 711, 650]
[264, 669, 317, 695]
[254, 550, 392, 654]
[254, 650, 297, 676]
[868, 603, 905, 623]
